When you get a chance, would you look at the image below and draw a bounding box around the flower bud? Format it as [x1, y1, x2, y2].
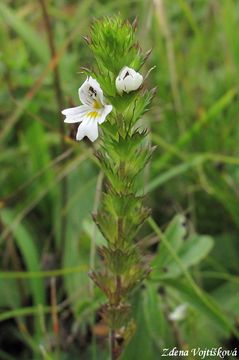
[115, 66, 143, 94]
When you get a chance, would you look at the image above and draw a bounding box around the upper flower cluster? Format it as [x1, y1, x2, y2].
[62, 67, 143, 142]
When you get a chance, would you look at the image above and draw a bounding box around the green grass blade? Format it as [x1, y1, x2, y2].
[0, 3, 49, 63]
[155, 87, 237, 169]
[0, 210, 45, 306]
[0, 265, 87, 279]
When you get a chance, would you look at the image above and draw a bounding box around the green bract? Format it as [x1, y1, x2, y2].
[89, 17, 144, 74]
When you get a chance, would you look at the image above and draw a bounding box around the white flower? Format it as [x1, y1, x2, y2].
[62, 77, 112, 142]
[115, 66, 143, 94]
[168, 304, 188, 322]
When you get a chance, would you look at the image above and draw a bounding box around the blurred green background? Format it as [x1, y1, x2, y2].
[0, 0, 239, 359]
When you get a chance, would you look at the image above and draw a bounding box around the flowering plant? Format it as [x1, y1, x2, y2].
[63, 16, 155, 359]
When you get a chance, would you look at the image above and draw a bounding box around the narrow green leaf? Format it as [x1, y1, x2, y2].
[0, 209, 45, 306]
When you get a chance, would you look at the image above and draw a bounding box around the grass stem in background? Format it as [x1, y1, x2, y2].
[38, 0, 68, 257]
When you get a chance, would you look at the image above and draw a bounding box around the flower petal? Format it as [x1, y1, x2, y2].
[168, 304, 187, 322]
[62, 105, 89, 123]
[119, 66, 131, 78]
[78, 76, 104, 106]
[63, 77, 112, 136]
[76, 118, 99, 142]
[123, 73, 143, 93]
[115, 66, 143, 94]
[97, 104, 113, 124]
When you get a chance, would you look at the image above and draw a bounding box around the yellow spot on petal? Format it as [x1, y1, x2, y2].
[88, 111, 100, 118]
[93, 100, 103, 109]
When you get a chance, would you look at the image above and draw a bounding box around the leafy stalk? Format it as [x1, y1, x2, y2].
[81, 17, 155, 358]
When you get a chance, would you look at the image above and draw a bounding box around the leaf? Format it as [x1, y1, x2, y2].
[63, 162, 98, 315]
[151, 214, 186, 270]
[23, 121, 60, 247]
[124, 88, 156, 125]
[178, 234, 214, 266]
[165, 234, 214, 278]
[152, 214, 214, 279]
[0, 209, 45, 307]
[0, 209, 45, 337]
[23, 121, 57, 205]
[143, 283, 166, 348]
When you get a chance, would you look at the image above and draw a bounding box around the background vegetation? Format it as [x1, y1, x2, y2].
[0, 0, 239, 359]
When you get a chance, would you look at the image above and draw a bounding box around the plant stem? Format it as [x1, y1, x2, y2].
[110, 274, 122, 359]
[116, 275, 121, 304]
[154, 0, 183, 131]
[38, 0, 68, 255]
[50, 277, 60, 358]
[89, 172, 103, 296]
[110, 329, 117, 360]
